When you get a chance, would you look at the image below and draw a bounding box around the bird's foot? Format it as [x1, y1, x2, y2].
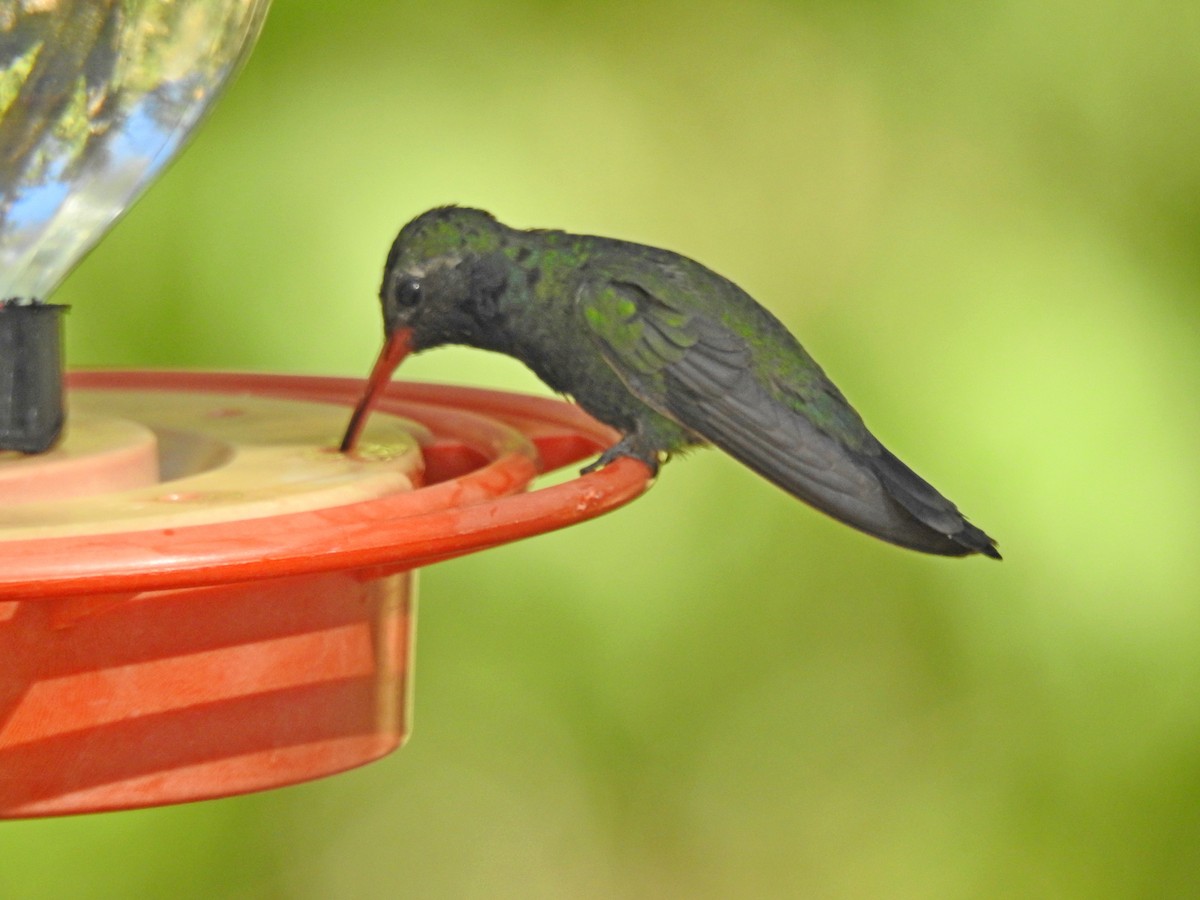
[580, 436, 660, 476]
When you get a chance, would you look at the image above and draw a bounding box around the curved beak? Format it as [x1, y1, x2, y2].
[339, 327, 415, 452]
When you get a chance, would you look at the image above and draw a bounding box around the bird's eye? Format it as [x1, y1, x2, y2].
[393, 277, 422, 308]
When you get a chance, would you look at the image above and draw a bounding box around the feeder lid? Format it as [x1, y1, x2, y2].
[0, 372, 652, 600]
[0, 391, 423, 533]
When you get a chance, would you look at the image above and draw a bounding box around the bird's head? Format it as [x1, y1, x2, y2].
[340, 206, 513, 451]
[378, 206, 512, 351]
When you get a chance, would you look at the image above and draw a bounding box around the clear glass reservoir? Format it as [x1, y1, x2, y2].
[0, 0, 272, 301]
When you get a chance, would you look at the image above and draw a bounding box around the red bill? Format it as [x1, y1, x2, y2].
[339, 328, 415, 452]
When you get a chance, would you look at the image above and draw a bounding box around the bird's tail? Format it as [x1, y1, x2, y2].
[863, 447, 1001, 559]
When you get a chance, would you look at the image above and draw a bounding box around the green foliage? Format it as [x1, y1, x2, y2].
[8, 0, 1198, 897]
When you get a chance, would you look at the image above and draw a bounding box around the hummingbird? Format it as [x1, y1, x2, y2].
[341, 206, 999, 559]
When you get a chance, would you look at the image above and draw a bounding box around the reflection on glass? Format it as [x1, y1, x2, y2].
[0, 0, 271, 300]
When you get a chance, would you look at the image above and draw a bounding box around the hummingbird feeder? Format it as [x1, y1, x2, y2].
[0, 5, 651, 818]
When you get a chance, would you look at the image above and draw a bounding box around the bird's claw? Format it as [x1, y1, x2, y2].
[580, 438, 660, 476]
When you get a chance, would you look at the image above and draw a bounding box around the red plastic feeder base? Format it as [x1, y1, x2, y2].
[0, 371, 651, 818]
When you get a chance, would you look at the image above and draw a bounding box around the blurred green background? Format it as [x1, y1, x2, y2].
[7, 0, 1200, 896]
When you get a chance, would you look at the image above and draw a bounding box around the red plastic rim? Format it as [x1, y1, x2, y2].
[0, 371, 653, 600]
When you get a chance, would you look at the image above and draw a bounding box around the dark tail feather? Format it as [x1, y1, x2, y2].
[864, 447, 1000, 559]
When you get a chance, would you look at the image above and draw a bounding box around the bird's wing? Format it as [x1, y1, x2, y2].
[577, 260, 998, 557]
[578, 271, 889, 521]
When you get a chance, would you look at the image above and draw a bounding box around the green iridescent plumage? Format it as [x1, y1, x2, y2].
[362, 206, 999, 558]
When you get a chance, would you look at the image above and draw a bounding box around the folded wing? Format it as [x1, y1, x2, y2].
[579, 271, 999, 557]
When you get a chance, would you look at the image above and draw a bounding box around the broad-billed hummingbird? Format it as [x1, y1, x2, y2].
[341, 207, 999, 559]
